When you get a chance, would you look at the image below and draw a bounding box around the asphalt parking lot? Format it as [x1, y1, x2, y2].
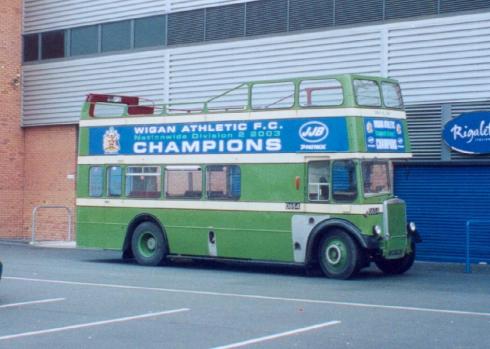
[0, 242, 489, 349]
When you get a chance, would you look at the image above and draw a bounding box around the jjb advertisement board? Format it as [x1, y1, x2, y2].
[364, 118, 406, 152]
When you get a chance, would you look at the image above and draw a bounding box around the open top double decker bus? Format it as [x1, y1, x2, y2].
[76, 74, 421, 279]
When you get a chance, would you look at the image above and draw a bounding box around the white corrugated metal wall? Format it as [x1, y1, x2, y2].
[168, 27, 381, 104]
[387, 15, 490, 103]
[23, 0, 169, 33]
[22, 51, 167, 125]
[22, 7, 490, 126]
[23, 0, 254, 33]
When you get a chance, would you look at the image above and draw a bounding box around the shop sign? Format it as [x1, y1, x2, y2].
[443, 111, 490, 154]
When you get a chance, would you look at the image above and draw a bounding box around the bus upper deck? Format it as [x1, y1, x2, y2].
[79, 74, 410, 159]
[81, 74, 404, 118]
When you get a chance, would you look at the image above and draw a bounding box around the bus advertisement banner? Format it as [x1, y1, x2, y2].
[88, 117, 349, 156]
[364, 118, 406, 152]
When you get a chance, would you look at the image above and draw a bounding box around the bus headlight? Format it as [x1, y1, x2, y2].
[373, 225, 382, 238]
[408, 221, 417, 233]
[384, 230, 390, 240]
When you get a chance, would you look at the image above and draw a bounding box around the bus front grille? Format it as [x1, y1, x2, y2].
[384, 198, 407, 239]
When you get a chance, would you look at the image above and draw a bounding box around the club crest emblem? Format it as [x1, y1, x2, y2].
[103, 127, 120, 154]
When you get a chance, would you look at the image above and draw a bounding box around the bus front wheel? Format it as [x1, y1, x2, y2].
[318, 230, 360, 279]
[131, 222, 168, 266]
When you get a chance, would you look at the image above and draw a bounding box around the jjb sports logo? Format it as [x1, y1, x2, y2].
[299, 121, 329, 143]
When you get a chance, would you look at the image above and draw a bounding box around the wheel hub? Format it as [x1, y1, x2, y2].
[146, 237, 156, 251]
[326, 244, 342, 265]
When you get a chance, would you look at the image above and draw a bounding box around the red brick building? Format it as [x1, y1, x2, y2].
[0, 0, 23, 238]
[0, 1, 76, 240]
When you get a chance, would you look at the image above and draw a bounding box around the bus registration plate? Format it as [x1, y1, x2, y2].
[286, 202, 301, 210]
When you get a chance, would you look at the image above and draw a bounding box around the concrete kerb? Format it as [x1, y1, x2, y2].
[0, 239, 76, 249]
[29, 240, 77, 249]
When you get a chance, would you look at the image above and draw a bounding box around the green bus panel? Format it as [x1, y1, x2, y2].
[240, 164, 304, 202]
[77, 204, 386, 262]
[77, 207, 295, 262]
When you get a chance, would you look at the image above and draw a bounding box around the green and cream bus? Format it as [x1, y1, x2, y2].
[76, 74, 420, 279]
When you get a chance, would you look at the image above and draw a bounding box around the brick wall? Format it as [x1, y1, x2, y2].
[0, 2, 78, 241]
[23, 126, 78, 241]
[0, 0, 23, 238]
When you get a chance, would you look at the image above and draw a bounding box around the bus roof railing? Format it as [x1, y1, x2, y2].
[82, 74, 403, 119]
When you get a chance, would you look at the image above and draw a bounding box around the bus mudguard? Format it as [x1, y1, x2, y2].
[304, 218, 379, 265]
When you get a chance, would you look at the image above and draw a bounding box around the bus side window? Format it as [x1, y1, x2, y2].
[89, 166, 104, 197]
[353, 79, 381, 107]
[332, 160, 358, 201]
[251, 82, 295, 110]
[299, 79, 343, 107]
[108, 166, 123, 197]
[125, 166, 162, 198]
[165, 166, 202, 199]
[308, 161, 330, 202]
[206, 165, 241, 200]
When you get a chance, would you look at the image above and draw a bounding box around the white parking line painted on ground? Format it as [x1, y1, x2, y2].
[0, 298, 65, 309]
[0, 308, 189, 341]
[6, 276, 490, 318]
[211, 320, 341, 349]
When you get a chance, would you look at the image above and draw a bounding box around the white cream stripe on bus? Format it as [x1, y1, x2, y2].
[76, 198, 384, 215]
[79, 108, 406, 128]
[78, 152, 412, 165]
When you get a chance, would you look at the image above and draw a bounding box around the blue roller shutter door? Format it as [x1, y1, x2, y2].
[394, 164, 490, 263]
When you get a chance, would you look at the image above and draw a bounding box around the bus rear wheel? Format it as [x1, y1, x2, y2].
[318, 230, 360, 280]
[375, 242, 416, 275]
[131, 222, 167, 266]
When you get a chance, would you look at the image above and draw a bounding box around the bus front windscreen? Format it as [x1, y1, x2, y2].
[381, 82, 403, 109]
[362, 161, 392, 196]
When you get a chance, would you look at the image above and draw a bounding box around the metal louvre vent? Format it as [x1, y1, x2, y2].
[167, 9, 205, 45]
[170, 1, 246, 12]
[288, 0, 334, 32]
[385, 0, 438, 20]
[440, 0, 490, 13]
[405, 104, 443, 160]
[245, 0, 288, 37]
[451, 101, 490, 114]
[205, 4, 245, 41]
[449, 101, 490, 161]
[334, 0, 383, 26]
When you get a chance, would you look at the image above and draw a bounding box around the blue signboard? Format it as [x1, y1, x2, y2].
[443, 111, 490, 155]
[88, 117, 349, 156]
[364, 118, 405, 152]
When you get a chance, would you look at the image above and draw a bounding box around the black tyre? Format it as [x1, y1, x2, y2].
[375, 242, 416, 275]
[318, 230, 361, 280]
[131, 222, 168, 266]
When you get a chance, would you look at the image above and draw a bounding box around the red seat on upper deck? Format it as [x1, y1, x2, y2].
[128, 105, 155, 115]
[86, 93, 155, 116]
